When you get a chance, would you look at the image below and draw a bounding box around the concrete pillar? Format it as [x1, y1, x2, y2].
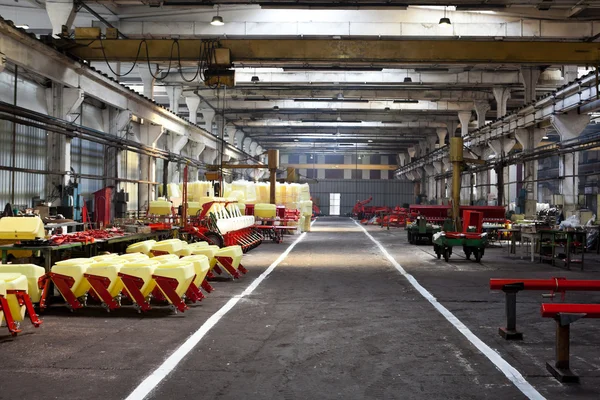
[457, 111, 472, 137]
[165, 85, 183, 114]
[139, 124, 164, 208]
[492, 87, 511, 119]
[169, 134, 189, 182]
[426, 135, 437, 153]
[521, 67, 541, 104]
[423, 164, 435, 201]
[398, 153, 407, 166]
[185, 95, 201, 124]
[202, 148, 218, 165]
[224, 125, 236, 146]
[436, 128, 447, 148]
[446, 120, 459, 137]
[45, 0, 75, 37]
[488, 138, 515, 206]
[407, 147, 417, 161]
[344, 155, 352, 179]
[361, 155, 370, 180]
[317, 155, 326, 179]
[200, 108, 216, 134]
[381, 156, 389, 180]
[473, 101, 491, 128]
[563, 66, 578, 84]
[243, 137, 253, 154]
[234, 131, 245, 149]
[299, 154, 308, 179]
[515, 127, 545, 209]
[250, 141, 258, 156]
[551, 112, 590, 212]
[138, 64, 158, 99]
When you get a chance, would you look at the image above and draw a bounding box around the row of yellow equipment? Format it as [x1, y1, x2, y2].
[1, 238, 247, 337]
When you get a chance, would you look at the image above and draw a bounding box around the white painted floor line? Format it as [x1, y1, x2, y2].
[353, 219, 546, 400]
[125, 229, 310, 400]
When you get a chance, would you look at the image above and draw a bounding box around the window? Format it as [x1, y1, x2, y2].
[329, 193, 341, 216]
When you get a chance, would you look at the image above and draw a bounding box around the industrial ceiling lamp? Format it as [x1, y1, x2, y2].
[403, 70, 412, 83]
[251, 76, 259, 83]
[439, 6, 451, 26]
[211, 6, 225, 26]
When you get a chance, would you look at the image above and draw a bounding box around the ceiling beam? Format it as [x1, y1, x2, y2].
[69, 38, 600, 65]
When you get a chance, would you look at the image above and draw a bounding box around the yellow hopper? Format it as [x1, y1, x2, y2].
[151, 239, 184, 256]
[0, 272, 42, 335]
[119, 260, 160, 312]
[85, 261, 126, 310]
[119, 253, 150, 262]
[152, 254, 180, 264]
[49, 258, 96, 310]
[126, 240, 156, 256]
[0, 264, 45, 303]
[214, 245, 247, 279]
[152, 261, 195, 312]
[180, 255, 213, 295]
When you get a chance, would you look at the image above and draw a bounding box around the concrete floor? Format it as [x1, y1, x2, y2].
[1, 217, 599, 399]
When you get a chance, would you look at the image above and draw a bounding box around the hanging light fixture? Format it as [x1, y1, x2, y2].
[439, 6, 451, 25]
[404, 70, 412, 83]
[211, 5, 225, 26]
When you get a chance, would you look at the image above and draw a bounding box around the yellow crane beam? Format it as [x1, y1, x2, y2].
[68, 38, 600, 65]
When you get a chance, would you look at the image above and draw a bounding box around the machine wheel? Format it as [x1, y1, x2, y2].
[443, 248, 450, 262]
[464, 246, 471, 260]
[474, 249, 482, 263]
[203, 231, 224, 248]
[434, 244, 441, 259]
[407, 232, 413, 244]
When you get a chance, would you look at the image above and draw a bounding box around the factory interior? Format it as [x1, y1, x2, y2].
[1, 1, 600, 399]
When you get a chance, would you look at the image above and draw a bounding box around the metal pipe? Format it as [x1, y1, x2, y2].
[0, 164, 159, 184]
[10, 65, 17, 205]
[491, 278, 600, 292]
[541, 303, 600, 319]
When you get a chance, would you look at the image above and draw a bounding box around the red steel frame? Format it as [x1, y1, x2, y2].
[0, 290, 42, 336]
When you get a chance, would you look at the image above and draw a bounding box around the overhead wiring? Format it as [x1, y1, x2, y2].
[95, 38, 220, 83]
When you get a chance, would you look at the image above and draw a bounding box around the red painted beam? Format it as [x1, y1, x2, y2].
[490, 278, 600, 292]
[541, 303, 600, 319]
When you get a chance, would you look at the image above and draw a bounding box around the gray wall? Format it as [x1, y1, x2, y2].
[309, 179, 414, 216]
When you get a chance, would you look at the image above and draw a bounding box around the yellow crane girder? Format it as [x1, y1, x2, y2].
[68, 38, 600, 65]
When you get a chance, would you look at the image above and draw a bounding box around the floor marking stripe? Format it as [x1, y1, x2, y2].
[125, 225, 313, 400]
[353, 219, 545, 400]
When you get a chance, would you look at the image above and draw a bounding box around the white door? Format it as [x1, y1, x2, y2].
[329, 193, 341, 216]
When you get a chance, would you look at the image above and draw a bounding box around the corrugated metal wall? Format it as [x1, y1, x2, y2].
[309, 179, 414, 216]
[71, 137, 104, 200]
[0, 120, 46, 209]
[122, 150, 140, 211]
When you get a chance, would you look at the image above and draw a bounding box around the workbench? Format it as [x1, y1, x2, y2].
[0, 230, 174, 271]
[539, 230, 586, 270]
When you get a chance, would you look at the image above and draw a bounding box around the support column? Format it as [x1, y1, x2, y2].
[299, 154, 308, 179]
[458, 111, 472, 137]
[317, 155, 326, 180]
[492, 87, 511, 119]
[474, 101, 491, 128]
[243, 137, 253, 154]
[563, 66, 578, 84]
[165, 85, 183, 114]
[423, 164, 435, 202]
[426, 135, 438, 153]
[488, 138, 516, 206]
[551, 112, 590, 213]
[446, 120, 459, 137]
[234, 131, 245, 149]
[344, 155, 352, 179]
[515, 127, 546, 215]
[185, 95, 201, 124]
[200, 108, 216, 134]
[407, 147, 417, 162]
[398, 153, 407, 167]
[168, 134, 189, 182]
[224, 125, 236, 146]
[138, 64, 158, 99]
[45, 0, 75, 37]
[521, 67, 541, 104]
[139, 124, 164, 209]
[433, 161, 443, 203]
[436, 128, 447, 148]
[250, 141, 258, 156]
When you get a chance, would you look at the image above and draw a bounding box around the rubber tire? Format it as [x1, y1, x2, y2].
[407, 232, 412, 243]
[474, 249, 482, 263]
[434, 245, 441, 259]
[204, 231, 224, 248]
[443, 248, 450, 262]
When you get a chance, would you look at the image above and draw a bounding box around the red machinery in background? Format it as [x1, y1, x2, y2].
[352, 196, 372, 218]
[408, 205, 507, 225]
[380, 206, 409, 228]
